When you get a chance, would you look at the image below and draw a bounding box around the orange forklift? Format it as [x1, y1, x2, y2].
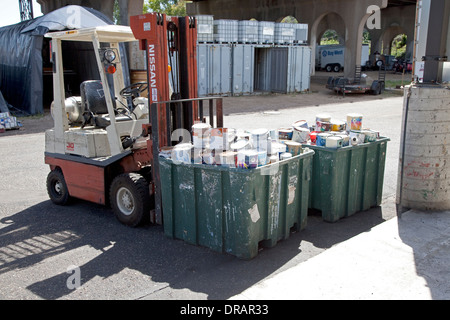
[44, 13, 223, 227]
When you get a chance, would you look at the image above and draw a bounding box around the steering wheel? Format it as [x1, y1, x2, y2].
[119, 82, 148, 98]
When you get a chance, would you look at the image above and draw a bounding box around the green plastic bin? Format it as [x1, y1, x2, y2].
[305, 137, 389, 222]
[158, 149, 314, 259]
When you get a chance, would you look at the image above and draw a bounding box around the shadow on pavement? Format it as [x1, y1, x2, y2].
[0, 198, 388, 300]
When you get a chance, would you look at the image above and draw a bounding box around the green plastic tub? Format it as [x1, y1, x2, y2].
[158, 149, 314, 259]
[306, 137, 389, 222]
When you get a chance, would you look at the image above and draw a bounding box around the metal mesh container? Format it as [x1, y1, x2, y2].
[214, 19, 239, 43]
[293, 23, 309, 44]
[274, 23, 295, 44]
[258, 21, 275, 44]
[196, 15, 214, 43]
[238, 20, 259, 43]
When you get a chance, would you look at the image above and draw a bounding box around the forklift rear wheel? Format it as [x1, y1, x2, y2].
[47, 168, 70, 205]
[110, 173, 150, 227]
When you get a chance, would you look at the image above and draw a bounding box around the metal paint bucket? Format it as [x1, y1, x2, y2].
[316, 120, 331, 132]
[292, 120, 309, 130]
[251, 128, 269, 151]
[310, 131, 319, 144]
[331, 120, 347, 132]
[230, 139, 251, 152]
[326, 136, 343, 149]
[292, 126, 311, 143]
[346, 113, 363, 131]
[269, 154, 279, 164]
[316, 133, 331, 147]
[269, 129, 279, 140]
[280, 153, 293, 160]
[171, 143, 193, 163]
[218, 151, 237, 168]
[192, 123, 211, 149]
[363, 130, 378, 143]
[210, 128, 236, 151]
[278, 128, 293, 140]
[257, 151, 268, 167]
[159, 146, 174, 159]
[284, 141, 302, 156]
[237, 150, 259, 169]
[336, 134, 350, 147]
[269, 141, 287, 155]
[349, 131, 365, 145]
[202, 149, 216, 165]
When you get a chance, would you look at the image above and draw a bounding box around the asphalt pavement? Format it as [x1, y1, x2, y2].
[0, 90, 448, 301]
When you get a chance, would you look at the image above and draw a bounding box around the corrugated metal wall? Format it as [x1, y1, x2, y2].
[198, 44, 311, 97]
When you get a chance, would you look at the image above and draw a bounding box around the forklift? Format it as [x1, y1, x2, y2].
[44, 13, 223, 227]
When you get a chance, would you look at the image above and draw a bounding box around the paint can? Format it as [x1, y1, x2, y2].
[159, 146, 174, 159]
[316, 133, 331, 147]
[331, 120, 347, 132]
[218, 151, 237, 168]
[284, 141, 302, 156]
[292, 126, 311, 143]
[280, 153, 293, 160]
[257, 151, 268, 167]
[171, 143, 193, 164]
[278, 128, 293, 140]
[316, 113, 332, 131]
[269, 129, 279, 140]
[210, 128, 236, 151]
[310, 131, 319, 144]
[363, 130, 378, 143]
[292, 120, 309, 130]
[336, 134, 350, 147]
[326, 136, 343, 149]
[349, 131, 365, 145]
[237, 150, 259, 169]
[230, 139, 251, 152]
[251, 128, 269, 151]
[316, 120, 332, 132]
[202, 149, 216, 165]
[346, 113, 363, 131]
[269, 154, 279, 164]
[192, 123, 211, 149]
[269, 141, 287, 155]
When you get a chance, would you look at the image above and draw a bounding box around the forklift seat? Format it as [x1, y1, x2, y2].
[80, 80, 128, 128]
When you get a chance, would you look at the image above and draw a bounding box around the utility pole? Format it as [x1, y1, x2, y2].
[19, 0, 34, 21]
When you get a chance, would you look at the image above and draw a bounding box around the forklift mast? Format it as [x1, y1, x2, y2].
[130, 13, 199, 148]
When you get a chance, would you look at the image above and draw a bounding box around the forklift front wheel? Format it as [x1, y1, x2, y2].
[110, 173, 150, 227]
[47, 168, 70, 205]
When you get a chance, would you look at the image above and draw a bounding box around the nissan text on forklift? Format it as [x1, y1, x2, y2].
[44, 13, 213, 227]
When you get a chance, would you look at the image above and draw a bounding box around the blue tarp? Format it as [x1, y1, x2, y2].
[0, 6, 130, 115]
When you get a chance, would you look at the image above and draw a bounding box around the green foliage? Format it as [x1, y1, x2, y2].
[320, 30, 339, 45]
[143, 0, 187, 16]
[391, 34, 407, 58]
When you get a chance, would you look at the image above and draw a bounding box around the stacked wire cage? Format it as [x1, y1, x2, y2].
[238, 20, 259, 44]
[274, 23, 296, 45]
[214, 19, 239, 43]
[258, 21, 275, 44]
[293, 23, 309, 44]
[196, 15, 214, 43]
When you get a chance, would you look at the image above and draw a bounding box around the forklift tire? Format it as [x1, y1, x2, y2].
[47, 168, 70, 206]
[110, 173, 150, 227]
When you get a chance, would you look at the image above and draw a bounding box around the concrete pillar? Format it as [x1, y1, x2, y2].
[397, 85, 450, 211]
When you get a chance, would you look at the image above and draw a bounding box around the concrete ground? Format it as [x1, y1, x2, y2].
[1, 72, 448, 301]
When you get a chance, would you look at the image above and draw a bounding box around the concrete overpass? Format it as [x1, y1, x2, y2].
[35, 0, 417, 78]
[187, 0, 418, 77]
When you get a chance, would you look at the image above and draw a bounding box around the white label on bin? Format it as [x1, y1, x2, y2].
[248, 204, 260, 223]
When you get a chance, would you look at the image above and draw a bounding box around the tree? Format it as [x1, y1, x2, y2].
[143, 0, 187, 16]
